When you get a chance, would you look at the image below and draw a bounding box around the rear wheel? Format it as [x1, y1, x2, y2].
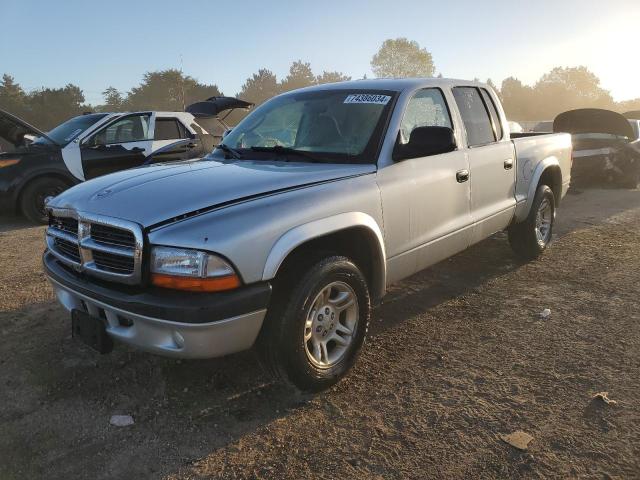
[20, 177, 68, 224]
[508, 184, 555, 260]
[257, 255, 371, 392]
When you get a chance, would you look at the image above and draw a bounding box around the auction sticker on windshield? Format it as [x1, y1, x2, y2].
[344, 94, 391, 105]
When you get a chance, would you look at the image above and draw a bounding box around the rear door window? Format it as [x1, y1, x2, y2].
[154, 118, 188, 140]
[452, 87, 496, 147]
[480, 89, 503, 140]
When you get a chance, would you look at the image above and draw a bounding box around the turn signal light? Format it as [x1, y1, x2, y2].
[0, 159, 20, 168]
[151, 273, 241, 292]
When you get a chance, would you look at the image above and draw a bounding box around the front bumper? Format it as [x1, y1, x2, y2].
[44, 251, 271, 359]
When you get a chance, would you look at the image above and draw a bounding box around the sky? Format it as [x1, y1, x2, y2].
[1, 0, 639, 105]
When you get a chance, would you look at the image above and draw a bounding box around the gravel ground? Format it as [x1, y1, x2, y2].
[0, 188, 639, 479]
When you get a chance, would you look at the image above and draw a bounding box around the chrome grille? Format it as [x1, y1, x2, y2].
[50, 216, 78, 235]
[92, 250, 135, 274]
[46, 209, 143, 285]
[90, 224, 135, 248]
[53, 237, 81, 263]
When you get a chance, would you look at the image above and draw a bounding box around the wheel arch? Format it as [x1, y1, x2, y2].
[262, 212, 387, 303]
[15, 171, 77, 214]
[516, 158, 562, 223]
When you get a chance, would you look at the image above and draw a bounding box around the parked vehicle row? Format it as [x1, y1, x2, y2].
[43, 78, 572, 391]
[0, 97, 252, 222]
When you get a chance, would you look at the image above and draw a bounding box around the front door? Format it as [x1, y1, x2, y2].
[378, 87, 472, 284]
[452, 87, 516, 243]
[80, 113, 153, 179]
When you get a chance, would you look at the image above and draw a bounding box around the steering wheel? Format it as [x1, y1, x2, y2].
[246, 131, 284, 148]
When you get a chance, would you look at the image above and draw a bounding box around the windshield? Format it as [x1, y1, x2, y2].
[218, 89, 396, 163]
[34, 113, 108, 146]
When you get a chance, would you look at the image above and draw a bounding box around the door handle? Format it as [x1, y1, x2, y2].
[186, 142, 197, 149]
[456, 169, 470, 183]
[504, 159, 514, 170]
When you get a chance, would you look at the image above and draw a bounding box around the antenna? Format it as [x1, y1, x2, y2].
[179, 54, 186, 111]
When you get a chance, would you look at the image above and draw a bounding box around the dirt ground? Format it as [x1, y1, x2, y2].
[1, 188, 639, 480]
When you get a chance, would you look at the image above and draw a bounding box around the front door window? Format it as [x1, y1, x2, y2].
[90, 114, 151, 146]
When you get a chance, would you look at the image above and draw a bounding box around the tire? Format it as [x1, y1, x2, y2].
[508, 184, 555, 261]
[257, 255, 371, 392]
[20, 177, 68, 224]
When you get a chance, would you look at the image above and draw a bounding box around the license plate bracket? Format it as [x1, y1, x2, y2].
[71, 309, 113, 354]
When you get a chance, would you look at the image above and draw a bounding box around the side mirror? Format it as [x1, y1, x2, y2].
[222, 129, 232, 138]
[393, 126, 456, 161]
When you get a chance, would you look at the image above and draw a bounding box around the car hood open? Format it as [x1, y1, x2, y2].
[554, 108, 635, 139]
[185, 97, 254, 118]
[48, 158, 375, 228]
[0, 109, 56, 147]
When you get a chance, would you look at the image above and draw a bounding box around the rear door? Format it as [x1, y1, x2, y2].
[150, 116, 200, 162]
[80, 113, 153, 179]
[452, 87, 515, 243]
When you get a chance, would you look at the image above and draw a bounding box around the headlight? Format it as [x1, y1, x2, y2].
[150, 246, 241, 292]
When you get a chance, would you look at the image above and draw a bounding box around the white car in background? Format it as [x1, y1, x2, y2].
[0, 97, 252, 223]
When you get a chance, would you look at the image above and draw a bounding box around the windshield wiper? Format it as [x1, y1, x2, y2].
[216, 143, 243, 159]
[250, 145, 328, 163]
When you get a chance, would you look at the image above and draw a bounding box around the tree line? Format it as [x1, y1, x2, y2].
[1, 37, 638, 131]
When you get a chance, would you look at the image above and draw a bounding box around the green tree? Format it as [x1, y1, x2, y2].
[125, 69, 221, 111]
[0, 74, 27, 117]
[279, 60, 316, 92]
[224, 68, 280, 126]
[532, 66, 613, 118]
[25, 84, 87, 129]
[316, 71, 351, 84]
[99, 86, 125, 112]
[238, 68, 280, 106]
[371, 38, 435, 78]
[500, 77, 536, 121]
[616, 98, 640, 115]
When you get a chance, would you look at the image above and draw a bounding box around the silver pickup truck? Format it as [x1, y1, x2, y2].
[43, 78, 572, 391]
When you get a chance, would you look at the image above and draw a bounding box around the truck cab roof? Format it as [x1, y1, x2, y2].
[288, 77, 492, 95]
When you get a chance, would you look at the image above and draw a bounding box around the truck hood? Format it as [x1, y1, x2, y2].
[0, 109, 57, 147]
[554, 108, 635, 139]
[48, 158, 375, 228]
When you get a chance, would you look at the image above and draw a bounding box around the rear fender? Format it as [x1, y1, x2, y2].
[515, 157, 561, 223]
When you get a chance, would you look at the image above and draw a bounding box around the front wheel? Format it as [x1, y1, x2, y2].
[20, 177, 68, 224]
[257, 256, 371, 392]
[508, 184, 556, 260]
